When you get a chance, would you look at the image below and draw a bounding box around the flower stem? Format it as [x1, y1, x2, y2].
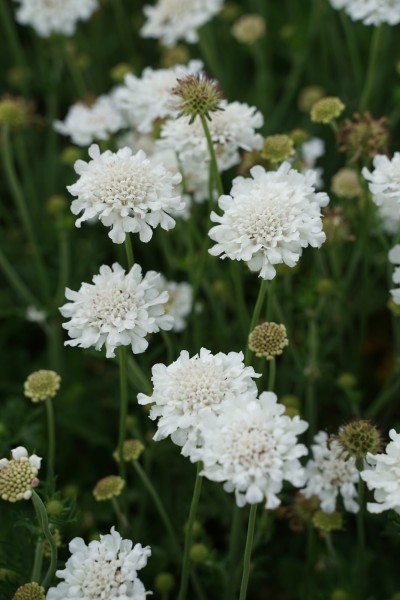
[200, 114, 223, 198]
[356, 459, 366, 596]
[306, 316, 318, 442]
[238, 504, 258, 600]
[244, 278, 268, 365]
[111, 497, 130, 532]
[161, 330, 174, 364]
[223, 503, 243, 600]
[178, 461, 203, 600]
[268, 358, 276, 392]
[125, 234, 135, 270]
[32, 491, 58, 590]
[117, 346, 129, 481]
[45, 399, 56, 492]
[31, 538, 44, 583]
[359, 25, 383, 113]
[0, 246, 41, 306]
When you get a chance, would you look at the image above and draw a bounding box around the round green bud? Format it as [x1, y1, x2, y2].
[45, 499, 64, 517]
[93, 475, 125, 501]
[311, 97, 345, 124]
[248, 322, 288, 360]
[298, 85, 325, 113]
[231, 14, 266, 44]
[336, 373, 357, 390]
[172, 74, 223, 124]
[12, 582, 45, 600]
[331, 169, 362, 199]
[316, 278, 335, 296]
[154, 572, 175, 593]
[338, 419, 382, 459]
[261, 134, 295, 164]
[189, 543, 209, 563]
[312, 510, 342, 532]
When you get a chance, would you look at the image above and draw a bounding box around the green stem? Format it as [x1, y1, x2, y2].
[118, 346, 129, 481]
[238, 504, 258, 600]
[62, 42, 87, 97]
[161, 330, 174, 364]
[244, 279, 268, 365]
[200, 114, 224, 198]
[359, 26, 383, 113]
[127, 356, 152, 394]
[339, 12, 362, 90]
[32, 491, 58, 590]
[56, 231, 70, 305]
[267, 358, 276, 392]
[125, 234, 135, 270]
[356, 459, 366, 596]
[45, 399, 56, 491]
[31, 538, 45, 583]
[1, 125, 50, 300]
[223, 503, 243, 600]
[111, 497, 130, 531]
[178, 461, 203, 600]
[0, 246, 41, 306]
[0, 1, 27, 94]
[306, 317, 318, 441]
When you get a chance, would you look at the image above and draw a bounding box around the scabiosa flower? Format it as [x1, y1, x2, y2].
[302, 431, 360, 514]
[329, 0, 400, 26]
[0, 447, 41, 503]
[209, 163, 329, 280]
[54, 95, 124, 147]
[360, 429, 400, 514]
[13, 0, 98, 37]
[140, 0, 223, 46]
[93, 476, 125, 501]
[67, 144, 183, 244]
[248, 322, 288, 360]
[389, 245, 400, 305]
[114, 61, 203, 133]
[12, 582, 45, 600]
[137, 348, 260, 456]
[156, 275, 193, 332]
[190, 394, 308, 509]
[59, 263, 173, 358]
[24, 370, 61, 403]
[362, 153, 400, 234]
[311, 97, 345, 124]
[46, 527, 151, 600]
[171, 73, 223, 123]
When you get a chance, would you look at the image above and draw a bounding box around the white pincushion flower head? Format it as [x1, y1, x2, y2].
[0, 447, 41, 502]
[59, 263, 173, 358]
[14, 0, 98, 37]
[329, 0, 400, 26]
[47, 527, 151, 600]
[209, 163, 329, 280]
[190, 393, 308, 509]
[141, 0, 223, 46]
[302, 431, 360, 514]
[138, 348, 260, 456]
[389, 245, 400, 305]
[362, 153, 400, 234]
[67, 144, 183, 244]
[360, 429, 400, 514]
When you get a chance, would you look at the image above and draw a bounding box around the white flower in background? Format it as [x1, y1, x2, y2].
[26, 305, 47, 324]
[159, 100, 264, 173]
[361, 429, 400, 514]
[329, 0, 400, 26]
[191, 394, 308, 509]
[114, 61, 203, 133]
[138, 348, 260, 456]
[300, 137, 325, 190]
[389, 245, 400, 305]
[156, 275, 193, 332]
[47, 527, 151, 600]
[54, 95, 124, 147]
[67, 144, 183, 244]
[302, 431, 360, 513]
[59, 263, 173, 358]
[0, 447, 41, 502]
[140, 0, 223, 46]
[209, 163, 329, 280]
[362, 153, 400, 234]
[14, 0, 98, 37]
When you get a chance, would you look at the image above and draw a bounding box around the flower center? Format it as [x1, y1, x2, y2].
[172, 361, 231, 411]
[0, 459, 38, 502]
[94, 160, 153, 209]
[81, 556, 122, 599]
[89, 286, 138, 327]
[228, 425, 276, 469]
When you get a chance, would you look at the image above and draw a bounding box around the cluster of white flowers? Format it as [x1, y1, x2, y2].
[140, 0, 223, 46]
[329, 0, 400, 26]
[138, 348, 260, 455]
[47, 527, 151, 599]
[361, 429, 400, 514]
[54, 95, 124, 146]
[363, 153, 400, 235]
[13, 0, 98, 37]
[389, 246, 400, 305]
[59, 263, 173, 358]
[156, 275, 193, 332]
[302, 431, 360, 513]
[209, 163, 329, 280]
[114, 61, 203, 134]
[68, 144, 183, 243]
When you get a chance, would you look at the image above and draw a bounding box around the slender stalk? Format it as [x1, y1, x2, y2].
[117, 346, 129, 481]
[0, 247, 41, 306]
[0, 1, 27, 93]
[111, 497, 130, 531]
[223, 503, 242, 600]
[178, 461, 203, 600]
[31, 538, 44, 583]
[359, 26, 383, 112]
[267, 358, 276, 392]
[31, 491, 58, 590]
[339, 12, 362, 90]
[161, 330, 174, 364]
[244, 279, 268, 365]
[125, 234, 135, 270]
[238, 504, 258, 600]
[306, 317, 318, 441]
[200, 114, 224, 198]
[45, 399, 56, 491]
[356, 459, 366, 596]
[55, 231, 70, 305]
[127, 356, 152, 394]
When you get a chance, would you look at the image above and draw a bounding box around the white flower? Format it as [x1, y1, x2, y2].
[54, 95, 124, 147]
[361, 429, 400, 514]
[362, 153, 400, 234]
[47, 527, 151, 600]
[140, 0, 223, 46]
[67, 144, 183, 244]
[190, 394, 308, 509]
[159, 100, 264, 173]
[209, 163, 329, 280]
[0, 447, 41, 502]
[14, 0, 98, 37]
[389, 245, 400, 305]
[329, 0, 400, 25]
[302, 431, 360, 514]
[138, 348, 260, 456]
[301, 137, 325, 168]
[114, 61, 203, 134]
[59, 263, 173, 358]
[156, 276, 193, 332]
[26, 305, 47, 324]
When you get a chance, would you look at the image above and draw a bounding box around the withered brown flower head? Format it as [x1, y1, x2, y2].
[337, 112, 389, 163]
